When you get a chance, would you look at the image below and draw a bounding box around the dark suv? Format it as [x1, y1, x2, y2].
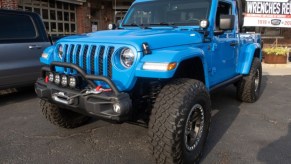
[0, 9, 51, 89]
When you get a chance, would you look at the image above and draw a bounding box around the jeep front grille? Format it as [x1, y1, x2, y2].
[98, 46, 105, 76]
[62, 44, 115, 79]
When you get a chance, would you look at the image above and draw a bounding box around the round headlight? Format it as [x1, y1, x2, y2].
[58, 45, 63, 60]
[48, 72, 54, 82]
[54, 74, 60, 85]
[120, 48, 135, 68]
[69, 76, 76, 88]
[61, 75, 68, 87]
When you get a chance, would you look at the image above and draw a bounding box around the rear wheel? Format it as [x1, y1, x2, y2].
[149, 78, 211, 164]
[40, 100, 90, 128]
[237, 57, 262, 103]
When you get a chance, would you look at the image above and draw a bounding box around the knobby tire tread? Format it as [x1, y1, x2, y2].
[148, 78, 211, 164]
[40, 100, 90, 129]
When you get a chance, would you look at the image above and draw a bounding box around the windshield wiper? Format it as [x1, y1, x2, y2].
[148, 22, 178, 28]
[122, 23, 151, 29]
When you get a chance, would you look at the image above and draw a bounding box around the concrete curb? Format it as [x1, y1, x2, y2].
[262, 62, 291, 76]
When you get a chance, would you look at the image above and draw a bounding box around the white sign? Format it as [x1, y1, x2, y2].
[244, 0, 291, 28]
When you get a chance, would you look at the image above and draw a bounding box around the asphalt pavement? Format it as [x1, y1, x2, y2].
[0, 72, 291, 163]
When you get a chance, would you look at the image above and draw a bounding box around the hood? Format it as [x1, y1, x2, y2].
[59, 29, 203, 51]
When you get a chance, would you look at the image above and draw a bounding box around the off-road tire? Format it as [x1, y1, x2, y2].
[40, 100, 90, 129]
[148, 78, 211, 164]
[237, 57, 262, 103]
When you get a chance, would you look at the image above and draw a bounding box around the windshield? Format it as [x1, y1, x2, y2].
[122, 0, 212, 27]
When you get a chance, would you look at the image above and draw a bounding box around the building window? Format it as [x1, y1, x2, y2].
[18, 0, 77, 36]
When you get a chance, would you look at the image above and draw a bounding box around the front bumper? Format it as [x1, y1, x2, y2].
[35, 62, 132, 121]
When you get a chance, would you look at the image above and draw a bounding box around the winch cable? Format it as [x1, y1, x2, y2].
[67, 86, 113, 100]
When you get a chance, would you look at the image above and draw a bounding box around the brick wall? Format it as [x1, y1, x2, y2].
[76, 0, 114, 33]
[97, 4, 114, 30]
[0, 0, 18, 9]
[76, 2, 91, 34]
[101, 5, 114, 30]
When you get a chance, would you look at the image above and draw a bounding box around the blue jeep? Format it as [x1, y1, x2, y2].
[35, 0, 262, 163]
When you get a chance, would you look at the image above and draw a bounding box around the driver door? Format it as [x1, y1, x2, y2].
[210, 1, 238, 85]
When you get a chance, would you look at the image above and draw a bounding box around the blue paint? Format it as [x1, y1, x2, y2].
[40, 0, 262, 92]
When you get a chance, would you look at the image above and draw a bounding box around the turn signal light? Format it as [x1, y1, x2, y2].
[167, 62, 177, 71]
[143, 62, 177, 71]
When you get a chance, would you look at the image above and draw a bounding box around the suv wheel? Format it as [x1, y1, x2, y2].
[149, 78, 211, 163]
[237, 57, 262, 103]
[40, 100, 90, 128]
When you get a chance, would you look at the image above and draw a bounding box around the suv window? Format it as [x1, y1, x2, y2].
[0, 13, 38, 40]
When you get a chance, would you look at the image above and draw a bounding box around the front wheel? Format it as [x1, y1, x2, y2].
[40, 100, 90, 129]
[148, 78, 211, 164]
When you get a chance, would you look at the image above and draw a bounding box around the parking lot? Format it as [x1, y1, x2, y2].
[0, 75, 291, 164]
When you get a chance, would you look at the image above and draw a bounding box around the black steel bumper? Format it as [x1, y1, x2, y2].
[35, 62, 132, 121]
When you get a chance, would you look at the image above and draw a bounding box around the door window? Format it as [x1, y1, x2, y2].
[0, 13, 37, 40]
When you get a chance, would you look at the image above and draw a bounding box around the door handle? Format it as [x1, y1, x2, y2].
[230, 41, 238, 47]
[28, 45, 42, 49]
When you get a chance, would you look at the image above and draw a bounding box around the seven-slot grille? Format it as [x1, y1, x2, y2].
[61, 44, 115, 79]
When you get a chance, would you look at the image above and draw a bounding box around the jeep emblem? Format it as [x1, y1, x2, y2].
[271, 19, 281, 25]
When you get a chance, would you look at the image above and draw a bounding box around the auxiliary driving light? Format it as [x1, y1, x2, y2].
[61, 75, 68, 87]
[54, 74, 60, 85]
[113, 103, 121, 114]
[200, 19, 209, 29]
[69, 76, 76, 88]
[48, 72, 54, 82]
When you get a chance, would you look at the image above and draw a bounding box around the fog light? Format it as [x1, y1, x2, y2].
[54, 74, 60, 85]
[48, 72, 54, 82]
[69, 76, 76, 88]
[113, 103, 121, 114]
[61, 75, 68, 87]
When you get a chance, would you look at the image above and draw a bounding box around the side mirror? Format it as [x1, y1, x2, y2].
[219, 15, 235, 30]
[117, 19, 122, 27]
